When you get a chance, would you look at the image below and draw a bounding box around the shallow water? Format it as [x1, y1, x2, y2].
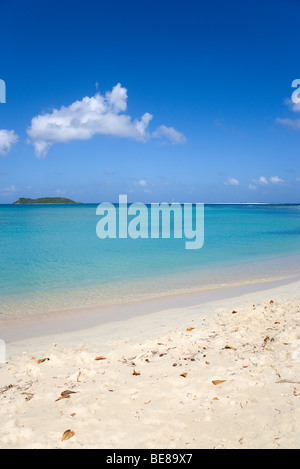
[0, 204, 299, 317]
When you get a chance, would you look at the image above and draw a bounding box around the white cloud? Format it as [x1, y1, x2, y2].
[249, 184, 257, 191]
[252, 176, 284, 185]
[1, 185, 17, 196]
[223, 177, 240, 186]
[133, 179, 148, 187]
[270, 176, 284, 184]
[277, 97, 300, 130]
[27, 84, 152, 158]
[0, 130, 18, 155]
[152, 125, 187, 145]
[276, 117, 300, 130]
[297, 177, 300, 182]
[27, 84, 186, 158]
[252, 176, 269, 185]
[284, 97, 300, 113]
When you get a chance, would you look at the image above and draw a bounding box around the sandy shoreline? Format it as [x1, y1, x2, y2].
[0, 278, 299, 449]
[1, 275, 299, 344]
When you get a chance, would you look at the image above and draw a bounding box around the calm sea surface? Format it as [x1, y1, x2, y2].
[0, 204, 300, 317]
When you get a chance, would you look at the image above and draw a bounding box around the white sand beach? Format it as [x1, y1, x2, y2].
[0, 279, 299, 449]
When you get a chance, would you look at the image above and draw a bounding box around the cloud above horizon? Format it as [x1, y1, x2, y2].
[223, 177, 240, 186]
[277, 96, 300, 130]
[1, 185, 18, 197]
[276, 117, 300, 130]
[252, 176, 269, 185]
[27, 84, 186, 157]
[0, 130, 18, 156]
[152, 125, 187, 145]
[251, 176, 284, 187]
[269, 176, 284, 184]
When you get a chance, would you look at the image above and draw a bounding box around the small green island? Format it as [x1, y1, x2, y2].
[13, 197, 81, 205]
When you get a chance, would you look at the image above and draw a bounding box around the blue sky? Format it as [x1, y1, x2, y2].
[0, 0, 300, 203]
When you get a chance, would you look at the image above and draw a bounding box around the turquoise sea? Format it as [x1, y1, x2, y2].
[0, 204, 300, 318]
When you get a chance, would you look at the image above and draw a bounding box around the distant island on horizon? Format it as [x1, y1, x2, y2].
[10, 199, 299, 206]
[13, 197, 81, 205]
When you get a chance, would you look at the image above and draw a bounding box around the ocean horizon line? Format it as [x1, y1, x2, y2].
[2, 201, 300, 206]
